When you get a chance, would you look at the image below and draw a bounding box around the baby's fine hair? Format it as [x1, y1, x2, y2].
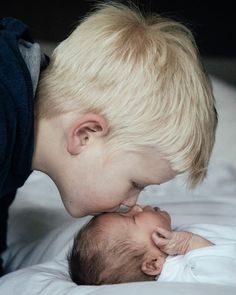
[36, 1, 218, 188]
[67, 215, 153, 285]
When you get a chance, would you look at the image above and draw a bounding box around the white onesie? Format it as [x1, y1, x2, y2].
[158, 224, 236, 286]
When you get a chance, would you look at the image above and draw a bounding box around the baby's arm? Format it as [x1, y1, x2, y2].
[152, 227, 214, 255]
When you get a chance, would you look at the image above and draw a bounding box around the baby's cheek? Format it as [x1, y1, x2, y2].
[162, 220, 171, 231]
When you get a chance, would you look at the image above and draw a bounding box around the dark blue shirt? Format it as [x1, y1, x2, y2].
[0, 18, 35, 197]
[0, 17, 46, 276]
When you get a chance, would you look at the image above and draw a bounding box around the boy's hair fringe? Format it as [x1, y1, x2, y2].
[36, 1, 218, 188]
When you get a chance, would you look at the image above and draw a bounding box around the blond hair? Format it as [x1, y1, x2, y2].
[67, 215, 153, 285]
[36, 1, 217, 188]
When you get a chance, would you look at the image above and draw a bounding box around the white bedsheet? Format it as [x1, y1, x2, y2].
[0, 77, 236, 295]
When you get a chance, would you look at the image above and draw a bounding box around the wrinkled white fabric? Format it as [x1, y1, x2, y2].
[158, 224, 236, 286]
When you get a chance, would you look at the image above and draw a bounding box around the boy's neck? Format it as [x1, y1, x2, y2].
[32, 115, 61, 175]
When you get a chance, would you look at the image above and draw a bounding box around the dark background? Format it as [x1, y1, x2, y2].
[1, 0, 236, 85]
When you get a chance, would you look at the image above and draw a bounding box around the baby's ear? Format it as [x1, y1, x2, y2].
[141, 255, 165, 276]
[67, 113, 109, 155]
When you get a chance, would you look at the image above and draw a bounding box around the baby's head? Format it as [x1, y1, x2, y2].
[68, 205, 170, 284]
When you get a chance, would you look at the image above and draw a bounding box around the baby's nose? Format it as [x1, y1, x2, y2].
[133, 204, 143, 210]
[128, 204, 143, 215]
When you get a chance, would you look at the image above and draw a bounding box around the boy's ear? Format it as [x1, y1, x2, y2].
[141, 254, 165, 276]
[67, 113, 109, 155]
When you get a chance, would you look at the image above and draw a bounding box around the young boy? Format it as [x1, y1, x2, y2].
[68, 205, 236, 285]
[0, 2, 217, 276]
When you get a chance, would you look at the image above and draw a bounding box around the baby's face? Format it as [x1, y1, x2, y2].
[97, 205, 171, 247]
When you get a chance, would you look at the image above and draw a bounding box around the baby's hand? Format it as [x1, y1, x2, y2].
[151, 227, 193, 255]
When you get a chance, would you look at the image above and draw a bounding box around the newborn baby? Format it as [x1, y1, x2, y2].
[67, 205, 236, 286]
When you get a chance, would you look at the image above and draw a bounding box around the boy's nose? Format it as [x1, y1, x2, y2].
[121, 193, 139, 208]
